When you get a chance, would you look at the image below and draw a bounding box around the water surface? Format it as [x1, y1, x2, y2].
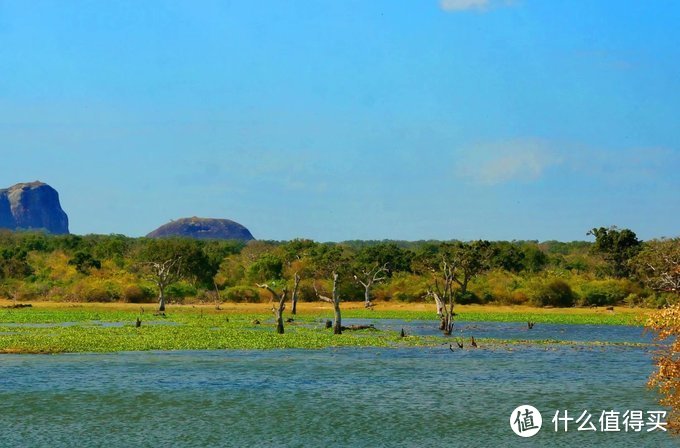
[0, 341, 673, 447]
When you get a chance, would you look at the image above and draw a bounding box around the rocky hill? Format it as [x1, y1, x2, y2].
[147, 217, 254, 241]
[0, 181, 69, 234]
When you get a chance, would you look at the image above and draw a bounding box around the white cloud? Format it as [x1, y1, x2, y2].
[457, 139, 562, 185]
[439, 0, 515, 13]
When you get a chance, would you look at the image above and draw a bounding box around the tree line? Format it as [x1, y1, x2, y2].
[0, 227, 678, 323]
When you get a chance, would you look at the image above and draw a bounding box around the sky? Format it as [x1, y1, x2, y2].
[1, 0, 678, 242]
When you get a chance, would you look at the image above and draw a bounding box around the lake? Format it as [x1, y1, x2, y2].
[0, 321, 674, 447]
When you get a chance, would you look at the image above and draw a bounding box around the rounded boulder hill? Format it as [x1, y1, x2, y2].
[0, 181, 69, 234]
[146, 217, 254, 241]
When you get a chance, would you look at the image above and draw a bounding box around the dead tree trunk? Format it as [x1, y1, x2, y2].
[315, 272, 342, 335]
[142, 257, 182, 313]
[355, 263, 388, 309]
[332, 299, 341, 335]
[257, 284, 288, 334]
[291, 272, 301, 315]
[428, 290, 453, 334]
[430, 290, 445, 330]
[158, 285, 167, 312]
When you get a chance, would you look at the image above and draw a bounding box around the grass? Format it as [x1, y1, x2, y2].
[0, 300, 655, 354]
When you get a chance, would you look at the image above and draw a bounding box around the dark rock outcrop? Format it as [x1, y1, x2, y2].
[147, 217, 254, 241]
[0, 181, 69, 234]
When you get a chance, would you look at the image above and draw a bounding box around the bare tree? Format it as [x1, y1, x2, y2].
[414, 241, 492, 335]
[257, 283, 288, 334]
[426, 259, 456, 335]
[142, 257, 182, 312]
[279, 239, 316, 315]
[290, 272, 301, 315]
[354, 263, 389, 308]
[633, 238, 680, 296]
[314, 272, 342, 334]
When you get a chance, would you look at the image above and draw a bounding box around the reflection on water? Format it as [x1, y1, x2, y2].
[0, 342, 673, 447]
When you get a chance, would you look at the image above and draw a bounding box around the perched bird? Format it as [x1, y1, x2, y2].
[400, 328, 406, 338]
[456, 339, 464, 349]
[470, 336, 478, 348]
[135, 317, 142, 328]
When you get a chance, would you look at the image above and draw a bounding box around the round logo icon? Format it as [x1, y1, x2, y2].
[510, 405, 542, 437]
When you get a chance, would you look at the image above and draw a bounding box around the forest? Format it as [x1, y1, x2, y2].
[0, 226, 676, 312]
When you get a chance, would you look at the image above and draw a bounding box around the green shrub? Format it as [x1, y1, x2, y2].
[623, 293, 642, 307]
[456, 291, 482, 304]
[338, 282, 364, 302]
[643, 293, 677, 309]
[224, 286, 262, 303]
[121, 284, 155, 303]
[469, 270, 524, 305]
[16, 281, 52, 301]
[577, 279, 637, 307]
[393, 291, 420, 303]
[77, 284, 114, 302]
[298, 284, 319, 302]
[382, 273, 429, 303]
[532, 279, 576, 307]
[165, 282, 197, 301]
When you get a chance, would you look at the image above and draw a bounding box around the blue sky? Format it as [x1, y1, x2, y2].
[1, 0, 678, 241]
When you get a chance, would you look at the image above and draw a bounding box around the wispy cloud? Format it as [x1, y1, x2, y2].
[566, 145, 678, 187]
[456, 138, 563, 185]
[439, 0, 516, 13]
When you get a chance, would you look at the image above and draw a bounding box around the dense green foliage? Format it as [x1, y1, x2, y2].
[0, 228, 676, 309]
[588, 226, 641, 278]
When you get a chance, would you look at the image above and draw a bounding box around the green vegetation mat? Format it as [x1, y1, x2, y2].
[0, 306, 650, 354]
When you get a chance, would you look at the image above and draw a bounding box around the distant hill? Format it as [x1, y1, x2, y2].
[0, 181, 69, 234]
[147, 217, 254, 241]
